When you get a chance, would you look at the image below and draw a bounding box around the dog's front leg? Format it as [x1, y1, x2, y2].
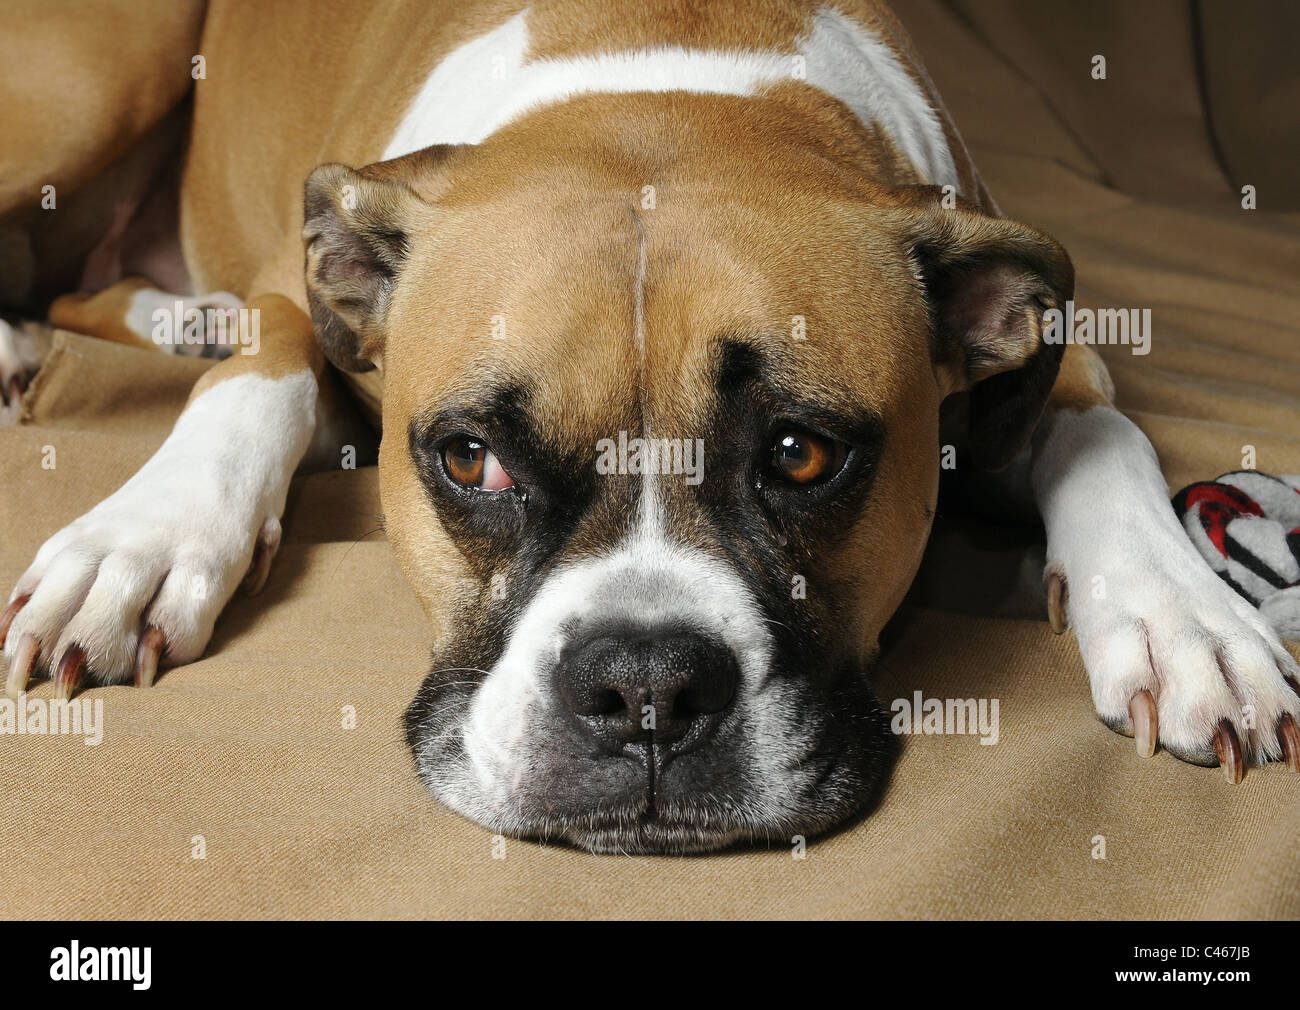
[0, 293, 322, 694]
[1031, 345, 1300, 779]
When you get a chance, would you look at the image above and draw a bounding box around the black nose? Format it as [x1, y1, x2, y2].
[556, 629, 739, 753]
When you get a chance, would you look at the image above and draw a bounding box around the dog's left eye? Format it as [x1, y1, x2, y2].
[768, 427, 848, 485]
[443, 437, 514, 491]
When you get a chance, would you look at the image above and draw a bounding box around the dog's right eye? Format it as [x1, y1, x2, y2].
[443, 437, 514, 491]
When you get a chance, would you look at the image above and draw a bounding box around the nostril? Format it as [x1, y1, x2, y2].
[590, 688, 627, 717]
[562, 681, 630, 718]
[674, 661, 738, 717]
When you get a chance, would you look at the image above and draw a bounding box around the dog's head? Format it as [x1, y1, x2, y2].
[301, 97, 1072, 853]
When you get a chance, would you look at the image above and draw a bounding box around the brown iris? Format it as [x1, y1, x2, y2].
[442, 436, 515, 492]
[444, 437, 488, 487]
[770, 428, 847, 485]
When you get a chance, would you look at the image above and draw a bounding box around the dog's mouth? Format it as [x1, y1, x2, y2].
[508, 748, 877, 854]
[407, 669, 893, 855]
[425, 759, 892, 854]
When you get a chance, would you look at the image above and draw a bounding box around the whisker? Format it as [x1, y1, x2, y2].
[335, 525, 385, 570]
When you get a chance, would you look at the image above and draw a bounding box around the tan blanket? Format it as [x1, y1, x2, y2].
[1, 0, 1297, 918]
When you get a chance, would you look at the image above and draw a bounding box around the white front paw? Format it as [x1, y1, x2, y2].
[0, 480, 279, 696]
[1048, 532, 1300, 780]
[0, 373, 310, 696]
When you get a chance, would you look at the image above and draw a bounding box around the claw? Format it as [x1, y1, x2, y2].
[0, 593, 30, 649]
[241, 517, 281, 596]
[6, 376, 22, 407]
[134, 626, 166, 688]
[1045, 566, 1068, 634]
[1277, 713, 1300, 773]
[5, 632, 39, 697]
[52, 645, 87, 700]
[1130, 689, 1157, 758]
[1212, 720, 1244, 784]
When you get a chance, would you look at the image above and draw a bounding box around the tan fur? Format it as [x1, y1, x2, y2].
[169, 0, 1000, 463]
[518, 0, 990, 205]
[0, 0, 202, 213]
[47, 278, 157, 349]
[172, 0, 1059, 653]
[18, 0, 1081, 661]
[179, 0, 994, 302]
[42, 281, 321, 398]
[187, 294, 323, 401]
[0, 3, 201, 304]
[1047, 343, 1116, 411]
[523, 0, 809, 57]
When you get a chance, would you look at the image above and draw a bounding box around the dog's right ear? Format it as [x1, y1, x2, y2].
[884, 188, 1074, 471]
[303, 148, 460, 372]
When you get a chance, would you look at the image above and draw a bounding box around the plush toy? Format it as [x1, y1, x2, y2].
[1173, 471, 1300, 642]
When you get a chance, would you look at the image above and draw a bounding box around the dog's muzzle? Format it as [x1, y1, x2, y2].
[406, 536, 892, 854]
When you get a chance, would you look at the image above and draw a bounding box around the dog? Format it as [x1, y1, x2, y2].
[2, 0, 1297, 855]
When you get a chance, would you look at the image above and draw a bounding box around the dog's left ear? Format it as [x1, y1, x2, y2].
[893, 190, 1074, 471]
[302, 147, 459, 372]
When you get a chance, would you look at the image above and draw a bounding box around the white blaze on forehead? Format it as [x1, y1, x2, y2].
[384, 7, 958, 191]
[630, 210, 663, 539]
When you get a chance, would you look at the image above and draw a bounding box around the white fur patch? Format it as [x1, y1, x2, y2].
[384, 6, 957, 189]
